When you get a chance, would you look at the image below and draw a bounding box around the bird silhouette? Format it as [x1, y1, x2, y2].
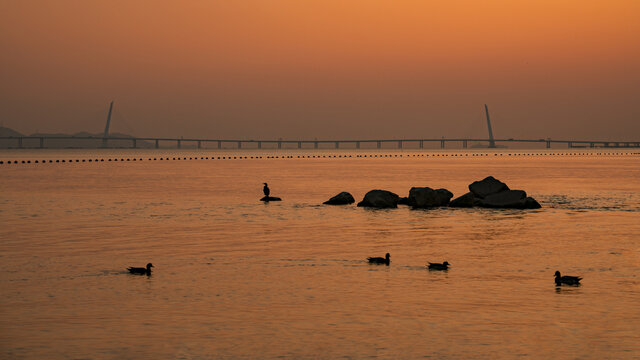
[367, 253, 390, 265]
[127, 263, 153, 275]
[554, 270, 582, 286]
[427, 261, 450, 270]
[263, 183, 270, 197]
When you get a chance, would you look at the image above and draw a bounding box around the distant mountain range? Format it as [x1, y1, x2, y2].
[0, 126, 152, 148]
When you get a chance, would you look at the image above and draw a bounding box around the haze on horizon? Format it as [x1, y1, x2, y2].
[1, 0, 639, 141]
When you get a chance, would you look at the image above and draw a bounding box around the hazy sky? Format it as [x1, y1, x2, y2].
[1, 0, 639, 140]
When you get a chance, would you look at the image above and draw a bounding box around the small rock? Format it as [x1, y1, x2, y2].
[323, 192, 355, 205]
[260, 196, 282, 202]
[469, 176, 510, 198]
[449, 192, 477, 208]
[523, 197, 542, 209]
[357, 190, 399, 208]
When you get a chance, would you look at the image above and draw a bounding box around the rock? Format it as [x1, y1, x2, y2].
[323, 192, 355, 205]
[407, 187, 453, 208]
[397, 197, 409, 205]
[479, 190, 527, 208]
[469, 176, 510, 198]
[260, 196, 282, 202]
[449, 192, 477, 208]
[357, 190, 400, 208]
[523, 197, 542, 209]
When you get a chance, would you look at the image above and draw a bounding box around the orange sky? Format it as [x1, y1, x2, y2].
[1, 0, 639, 140]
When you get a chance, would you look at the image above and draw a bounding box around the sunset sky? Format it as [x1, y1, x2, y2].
[1, 0, 639, 140]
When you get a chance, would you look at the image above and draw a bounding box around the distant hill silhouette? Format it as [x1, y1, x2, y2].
[0, 126, 152, 148]
[0, 126, 24, 137]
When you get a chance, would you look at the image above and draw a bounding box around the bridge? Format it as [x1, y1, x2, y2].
[1, 136, 639, 149]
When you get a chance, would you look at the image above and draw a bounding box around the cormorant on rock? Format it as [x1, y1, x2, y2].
[127, 263, 153, 275]
[427, 261, 450, 270]
[263, 183, 270, 197]
[554, 271, 582, 286]
[367, 253, 390, 265]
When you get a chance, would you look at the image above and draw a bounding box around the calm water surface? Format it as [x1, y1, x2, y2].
[1, 149, 639, 359]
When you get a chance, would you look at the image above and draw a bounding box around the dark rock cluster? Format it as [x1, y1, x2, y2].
[323, 176, 541, 210]
[450, 176, 541, 209]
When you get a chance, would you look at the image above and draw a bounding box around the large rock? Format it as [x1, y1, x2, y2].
[357, 190, 400, 208]
[449, 192, 477, 208]
[469, 176, 510, 198]
[323, 192, 355, 205]
[479, 190, 527, 208]
[407, 187, 453, 208]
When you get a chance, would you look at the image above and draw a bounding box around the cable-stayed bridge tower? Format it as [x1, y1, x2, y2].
[484, 104, 496, 148]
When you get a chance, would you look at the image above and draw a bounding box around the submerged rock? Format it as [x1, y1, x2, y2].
[407, 187, 453, 208]
[357, 190, 399, 208]
[323, 192, 355, 205]
[260, 196, 282, 202]
[469, 176, 510, 198]
[449, 192, 477, 208]
[397, 197, 409, 205]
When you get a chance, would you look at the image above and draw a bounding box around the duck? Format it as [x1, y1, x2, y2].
[367, 253, 390, 265]
[127, 263, 153, 275]
[554, 270, 581, 286]
[427, 261, 450, 270]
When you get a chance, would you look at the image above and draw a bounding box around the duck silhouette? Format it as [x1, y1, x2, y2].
[127, 263, 153, 275]
[367, 253, 390, 265]
[554, 270, 581, 286]
[427, 261, 450, 270]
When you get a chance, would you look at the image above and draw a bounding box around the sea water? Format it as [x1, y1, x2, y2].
[1, 149, 639, 359]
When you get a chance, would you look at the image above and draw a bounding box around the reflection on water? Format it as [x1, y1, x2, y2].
[0, 149, 639, 359]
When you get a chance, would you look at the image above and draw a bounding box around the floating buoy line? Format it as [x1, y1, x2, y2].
[0, 151, 638, 165]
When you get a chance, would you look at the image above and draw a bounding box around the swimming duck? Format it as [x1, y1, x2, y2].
[367, 253, 390, 265]
[127, 263, 153, 275]
[554, 271, 581, 286]
[427, 261, 450, 270]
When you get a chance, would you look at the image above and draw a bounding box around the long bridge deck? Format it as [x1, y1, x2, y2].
[1, 136, 639, 149]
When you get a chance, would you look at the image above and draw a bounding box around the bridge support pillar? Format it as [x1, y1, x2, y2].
[590, 142, 594, 148]
[237, 141, 242, 149]
[198, 141, 202, 149]
[546, 140, 551, 149]
[356, 141, 360, 149]
[440, 140, 445, 149]
[298, 141, 302, 149]
[18, 137, 23, 148]
[102, 138, 108, 148]
[218, 141, 222, 149]
[398, 140, 402, 149]
[568, 141, 573, 148]
[39, 137, 44, 149]
[419, 140, 424, 149]
[155, 139, 159, 149]
[278, 141, 282, 149]
[258, 141, 262, 149]
[178, 140, 182, 149]
[314, 141, 318, 149]
[335, 141, 339, 149]
[132, 139, 137, 149]
[377, 141, 381, 149]
[463, 140, 467, 149]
